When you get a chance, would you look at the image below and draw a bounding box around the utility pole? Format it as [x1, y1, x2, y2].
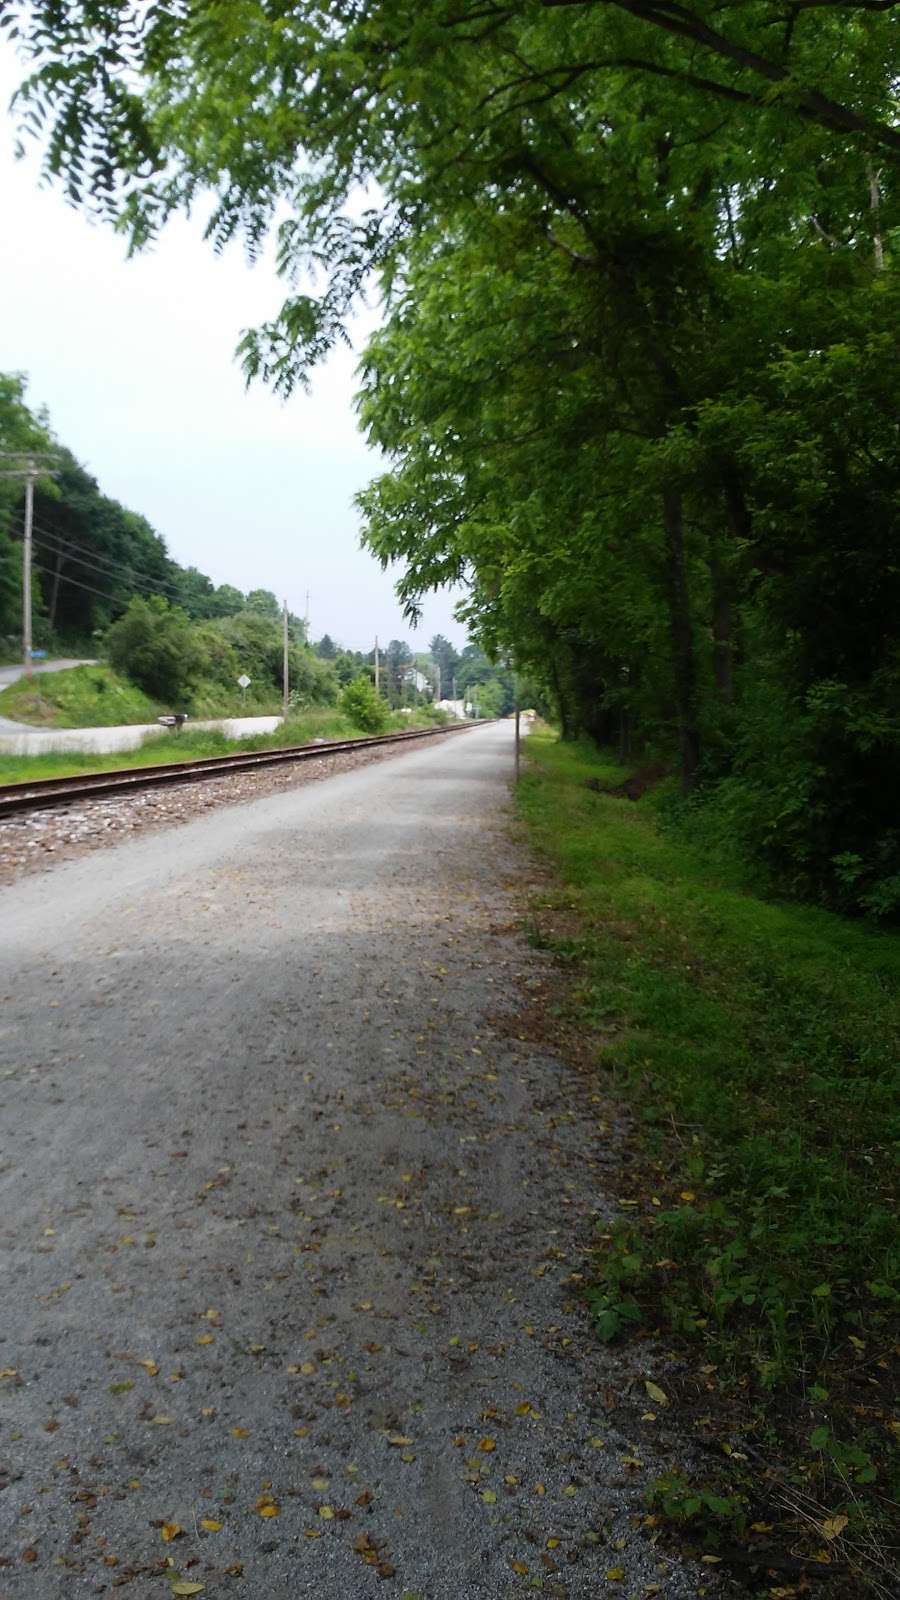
[374, 635, 380, 692]
[283, 599, 290, 720]
[0, 452, 57, 679]
[305, 589, 310, 639]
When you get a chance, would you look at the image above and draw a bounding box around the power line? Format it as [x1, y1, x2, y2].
[32, 562, 133, 606]
[18, 514, 189, 603]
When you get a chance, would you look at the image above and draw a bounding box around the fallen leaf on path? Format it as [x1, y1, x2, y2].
[821, 1515, 849, 1540]
[386, 1434, 413, 1447]
[161, 1523, 183, 1543]
[199, 1519, 221, 1532]
[256, 1496, 280, 1518]
[644, 1382, 669, 1407]
[138, 1360, 158, 1376]
[171, 1586, 205, 1596]
[477, 1437, 496, 1452]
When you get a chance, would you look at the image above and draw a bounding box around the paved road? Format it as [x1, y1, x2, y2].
[0, 723, 702, 1598]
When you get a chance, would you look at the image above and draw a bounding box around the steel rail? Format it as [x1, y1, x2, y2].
[0, 721, 480, 820]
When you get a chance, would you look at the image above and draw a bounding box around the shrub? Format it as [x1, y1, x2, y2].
[340, 675, 389, 733]
[106, 596, 203, 704]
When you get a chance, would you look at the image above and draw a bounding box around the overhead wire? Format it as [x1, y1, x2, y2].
[23, 516, 189, 602]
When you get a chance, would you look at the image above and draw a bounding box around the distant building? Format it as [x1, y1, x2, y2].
[437, 698, 467, 720]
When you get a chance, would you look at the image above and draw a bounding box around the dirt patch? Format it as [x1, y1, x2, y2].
[586, 762, 668, 802]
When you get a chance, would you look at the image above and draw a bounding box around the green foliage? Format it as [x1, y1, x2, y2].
[519, 733, 900, 1390]
[106, 596, 202, 704]
[339, 674, 390, 733]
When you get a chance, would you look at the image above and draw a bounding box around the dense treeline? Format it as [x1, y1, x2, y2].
[7, 2, 900, 911]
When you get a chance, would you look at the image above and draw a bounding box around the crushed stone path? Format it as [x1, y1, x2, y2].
[0, 722, 713, 1598]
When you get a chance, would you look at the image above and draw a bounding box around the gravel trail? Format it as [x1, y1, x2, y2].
[0, 722, 710, 1599]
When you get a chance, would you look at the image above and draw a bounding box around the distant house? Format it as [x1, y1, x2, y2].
[437, 698, 467, 720]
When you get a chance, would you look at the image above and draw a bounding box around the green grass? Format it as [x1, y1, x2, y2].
[0, 664, 165, 726]
[0, 663, 296, 726]
[0, 706, 444, 785]
[518, 731, 899, 1383]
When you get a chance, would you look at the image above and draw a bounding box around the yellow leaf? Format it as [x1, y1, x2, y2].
[481, 1490, 497, 1504]
[161, 1523, 183, 1543]
[151, 1415, 172, 1425]
[256, 1497, 280, 1518]
[205, 1308, 221, 1324]
[300, 1361, 316, 1375]
[547, 1538, 560, 1549]
[311, 1478, 330, 1491]
[478, 1437, 496, 1452]
[318, 1505, 334, 1520]
[199, 1519, 221, 1533]
[171, 1587, 205, 1596]
[680, 1191, 696, 1202]
[751, 1522, 774, 1534]
[511, 1561, 529, 1575]
[605, 1568, 625, 1582]
[138, 1359, 159, 1376]
[534, 1482, 546, 1495]
[821, 1515, 849, 1540]
[701, 1555, 722, 1564]
[196, 1334, 214, 1346]
[645, 1381, 669, 1408]
[386, 1434, 413, 1447]
[231, 1427, 250, 1439]
[0, 1368, 17, 1379]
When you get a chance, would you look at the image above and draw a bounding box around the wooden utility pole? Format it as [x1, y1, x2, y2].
[374, 635, 380, 692]
[282, 598, 290, 719]
[0, 453, 56, 679]
[22, 466, 34, 679]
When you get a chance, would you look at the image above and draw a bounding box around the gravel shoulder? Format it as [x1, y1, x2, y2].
[0, 722, 714, 1599]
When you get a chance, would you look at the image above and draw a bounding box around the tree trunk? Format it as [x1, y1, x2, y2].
[710, 552, 734, 703]
[662, 487, 700, 791]
[49, 549, 64, 630]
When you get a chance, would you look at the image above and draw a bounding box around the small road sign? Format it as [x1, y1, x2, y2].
[237, 674, 251, 689]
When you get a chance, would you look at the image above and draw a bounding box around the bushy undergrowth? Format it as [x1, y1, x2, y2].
[518, 733, 900, 1400]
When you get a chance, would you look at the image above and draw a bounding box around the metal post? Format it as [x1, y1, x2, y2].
[23, 463, 34, 679]
[283, 598, 290, 719]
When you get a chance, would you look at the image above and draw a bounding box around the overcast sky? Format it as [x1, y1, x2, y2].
[0, 53, 467, 654]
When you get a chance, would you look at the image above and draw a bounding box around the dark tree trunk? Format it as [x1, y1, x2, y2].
[710, 552, 734, 703]
[662, 487, 700, 791]
[49, 550, 64, 630]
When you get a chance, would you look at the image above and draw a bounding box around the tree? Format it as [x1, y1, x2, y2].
[315, 633, 338, 660]
[245, 588, 281, 618]
[429, 635, 459, 700]
[106, 596, 203, 704]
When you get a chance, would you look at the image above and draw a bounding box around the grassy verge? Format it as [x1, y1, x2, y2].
[0, 663, 292, 726]
[0, 706, 448, 786]
[518, 731, 899, 1590]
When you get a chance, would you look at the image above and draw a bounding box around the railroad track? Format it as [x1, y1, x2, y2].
[0, 721, 479, 820]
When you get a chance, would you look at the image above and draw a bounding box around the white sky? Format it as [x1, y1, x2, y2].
[0, 52, 467, 654]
